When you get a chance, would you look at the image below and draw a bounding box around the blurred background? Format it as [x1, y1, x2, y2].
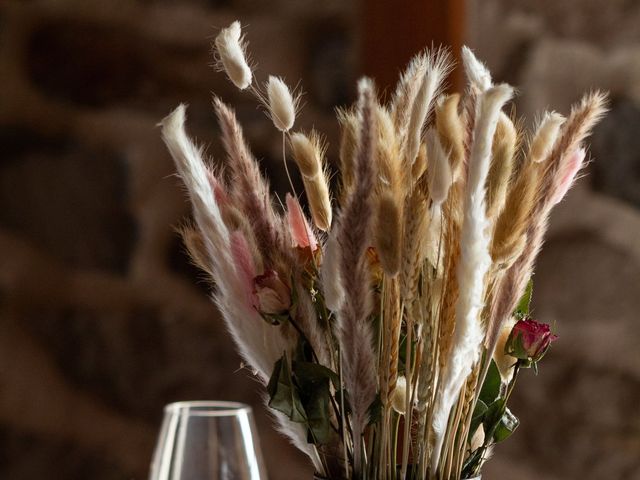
[0, 0, 639, 479]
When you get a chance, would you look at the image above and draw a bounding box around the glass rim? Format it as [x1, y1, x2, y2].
[164, 401, 252, 417]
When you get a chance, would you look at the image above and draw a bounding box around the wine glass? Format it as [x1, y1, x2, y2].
[149, 401, 268, 480]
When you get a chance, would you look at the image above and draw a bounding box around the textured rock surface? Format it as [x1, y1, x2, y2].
[0, 1, 638, 479]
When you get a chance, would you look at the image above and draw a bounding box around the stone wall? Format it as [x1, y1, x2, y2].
[469, 1, 640, 478]
[0, 0, 638, 479]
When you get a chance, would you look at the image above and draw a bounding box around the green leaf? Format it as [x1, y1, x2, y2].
[469, 399, 488, 438]
[515, 279, 533, 318]
[292, 361, 337, 445]
[479, 360, 502, 405]
[493, 407, 519, 442]
[267, 354, 306, 423]
[482, 398, 506, 440]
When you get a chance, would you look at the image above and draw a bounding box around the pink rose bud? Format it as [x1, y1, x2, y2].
[253, 270, 291, 316]
[505, 318, 557, 364]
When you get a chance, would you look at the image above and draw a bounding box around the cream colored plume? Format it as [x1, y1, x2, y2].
[214, 21, 252, 90]
[267, 76, 296, 132]
[461, 46, 492, 92]
[529, 112, 565, 163]
[404, 49, 452, 167]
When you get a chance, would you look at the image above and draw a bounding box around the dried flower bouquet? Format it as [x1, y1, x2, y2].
[160, 21, 607, 480]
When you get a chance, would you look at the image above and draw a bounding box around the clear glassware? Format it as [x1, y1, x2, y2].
[149, 401, 268, 480]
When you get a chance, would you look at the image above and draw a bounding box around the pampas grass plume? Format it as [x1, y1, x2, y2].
[405, 49, 451, 166]
[214, 21, 252, 90]
[461, 46, 492, 91]
[529, 112, 565, 163]
[486, 113, 517, 219]
[267, 76, 297, 132]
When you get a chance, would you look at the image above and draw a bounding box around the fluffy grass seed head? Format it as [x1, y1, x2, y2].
[529, 112, 565, 163]
[290, 131, 332, 231]
[267, 76, 297, 132]
[214, 21, 252, 90]
[426, 129, 453, 206]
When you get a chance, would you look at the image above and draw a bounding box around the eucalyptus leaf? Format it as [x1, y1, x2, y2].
[293, 361, 336, 445]
[267, 355, 306, 423]
[469, 399, 488, 438]
[493, 407, 519, 442]
[479, 360, 502, 405]
[482, 398, 506, 440]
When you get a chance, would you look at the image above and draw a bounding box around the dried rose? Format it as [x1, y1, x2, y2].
[505, 318, 557, 365]
[253, 270, 291, 317]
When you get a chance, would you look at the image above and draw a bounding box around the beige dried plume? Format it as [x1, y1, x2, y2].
[486, 113, 517, 219]
[404, 49, 452, 168]
[337, 108, 359, 198]
[375, 191, 402, 276]
[267, 76, 297, 132]
[435, 93, 465, 181]
[391, 51, 430, 140]
[529, 112, 565, 163]
[214, 21, 252, 90]
[289, 131, 332, 231]
[373, 106, 403, 276]
[426, 129, 453, 206]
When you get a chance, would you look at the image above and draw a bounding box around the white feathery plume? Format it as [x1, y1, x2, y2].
[160, 105, 292, 381]
[461, 46, 492, 92]
[214, 21, 252, 90]
[405, 50, 451, 166]
[529, 112, 566, 163]
[271, 410, 325, 473]
[267, 76, 297, 132]
[431, 84, 513, 470]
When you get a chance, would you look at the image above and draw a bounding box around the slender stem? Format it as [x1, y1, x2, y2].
[339, 350, 350, 479]
[400, 310, 413, 479]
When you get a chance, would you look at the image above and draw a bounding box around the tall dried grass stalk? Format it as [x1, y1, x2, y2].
[334, 78, 379, 474]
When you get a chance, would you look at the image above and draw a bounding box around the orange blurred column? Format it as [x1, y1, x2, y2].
[362, 0, 465, 92]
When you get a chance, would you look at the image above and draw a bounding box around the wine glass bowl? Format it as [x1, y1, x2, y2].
[150, 401, 267, 480]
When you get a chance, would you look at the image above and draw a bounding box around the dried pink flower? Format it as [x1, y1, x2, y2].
[285, 193, 318, 252]
[253, 269, 291, 316]
[506, 318, 557, 363]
